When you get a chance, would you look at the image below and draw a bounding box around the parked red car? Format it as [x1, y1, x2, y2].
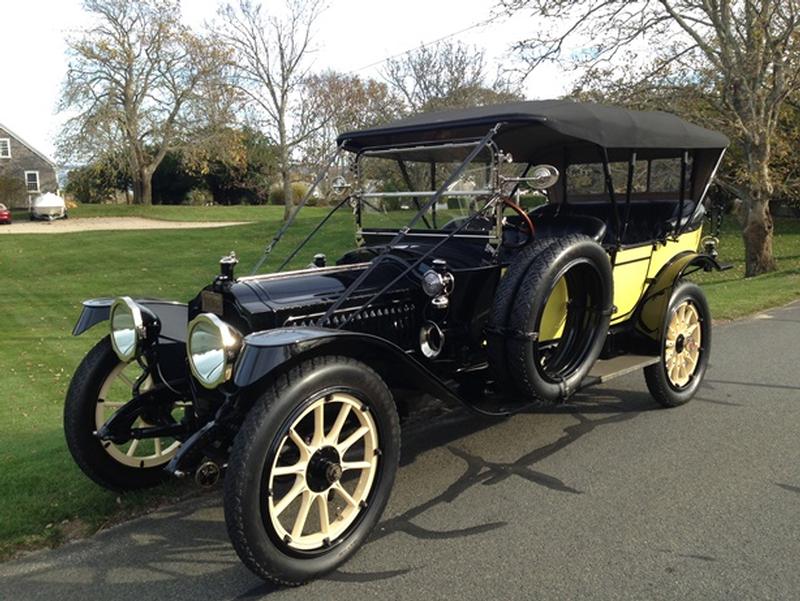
[0, 203, 11, 224]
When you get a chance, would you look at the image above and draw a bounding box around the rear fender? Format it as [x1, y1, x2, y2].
[72, 298, 188, 342]
[635, 252, 722, 346]
[233, 327, 462, 406]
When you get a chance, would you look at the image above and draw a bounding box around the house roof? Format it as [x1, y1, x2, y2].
[0, 122, 57, 168]
[337, 99, 729, 162]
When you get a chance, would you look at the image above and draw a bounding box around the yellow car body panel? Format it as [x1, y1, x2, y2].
[538, 229, 703, 338]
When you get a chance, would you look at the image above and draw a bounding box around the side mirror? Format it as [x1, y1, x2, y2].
[500, 164, 560, 193]
[527, 165, 560, 190]
[330, 175, 351, 196]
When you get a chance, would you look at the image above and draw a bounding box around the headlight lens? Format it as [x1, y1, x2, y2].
[187, 314, 242, 389]
[110, 297, 145, 362]
[422, 270, 446, 297]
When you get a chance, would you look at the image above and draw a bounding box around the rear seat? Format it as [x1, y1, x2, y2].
[530, 200, 703, 246]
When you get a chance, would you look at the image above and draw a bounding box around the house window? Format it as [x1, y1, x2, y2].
[0, 138, 10, 158]
[25, 171, 40, 193]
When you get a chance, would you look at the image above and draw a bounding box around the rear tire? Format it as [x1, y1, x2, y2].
[644, 280, 710, 407]
[224, 355, 400, 586]
[506, 235, 613, 402]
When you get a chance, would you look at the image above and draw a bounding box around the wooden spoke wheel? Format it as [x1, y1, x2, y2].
[645, 280, 711, 407]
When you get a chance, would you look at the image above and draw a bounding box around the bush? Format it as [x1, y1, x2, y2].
[268, 181, 312, 206]
[0, 175, 26, 206]
[185, 188, 214, 206]
[64, 164, 122, 204]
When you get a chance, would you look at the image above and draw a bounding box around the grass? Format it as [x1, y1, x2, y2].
[0, 203, 798, 559]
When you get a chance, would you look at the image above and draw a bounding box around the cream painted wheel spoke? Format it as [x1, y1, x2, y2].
[288, 429, 312, 460]
[337, 426, 369, 455]
[273, 461, 307, 477]
[342, 460, 372, 471]
[101, 401, 125, 408]
[292, 491, 314, 539]
[312, 403, 326, 446]
[317, 494, 330, 536]
[126, 438, 139, 457]
[118, 372, 134, 387]
[332, 482, 357, 508]
[266, 392, 379, 552]
[154, 437, 162, 457]
[327, 402, 351, 444]
[273, 477, 305, 517]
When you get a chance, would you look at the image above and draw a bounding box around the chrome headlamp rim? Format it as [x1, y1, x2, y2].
[109, 296, 146, 362]
[187, 313, 242, 389]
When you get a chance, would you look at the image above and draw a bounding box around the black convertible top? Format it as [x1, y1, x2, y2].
[338, 100, 729, 162]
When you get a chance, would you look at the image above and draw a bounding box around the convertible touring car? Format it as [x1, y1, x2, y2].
[64, 100, 729, 585]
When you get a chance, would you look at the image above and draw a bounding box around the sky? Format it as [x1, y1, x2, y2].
[0, 0, 573, 161]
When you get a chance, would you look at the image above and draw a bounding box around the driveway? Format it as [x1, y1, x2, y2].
[0, 217, 249, 234]
[1, 301, 798, 600]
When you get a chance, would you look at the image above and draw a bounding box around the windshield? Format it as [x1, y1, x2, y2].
[356, 154, 497, 231]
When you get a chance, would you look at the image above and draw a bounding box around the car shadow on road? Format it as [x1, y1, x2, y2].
[2, 387, 658, 601]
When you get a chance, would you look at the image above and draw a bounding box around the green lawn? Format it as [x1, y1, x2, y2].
[0, 204, 798, 559]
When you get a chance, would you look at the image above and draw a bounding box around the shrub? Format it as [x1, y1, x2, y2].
[268, 181, 312, 206]
[185, 188, 214, 206]
[0, 175, 26, 206]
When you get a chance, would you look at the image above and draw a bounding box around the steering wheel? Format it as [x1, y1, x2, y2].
[500, 198, 535, 248]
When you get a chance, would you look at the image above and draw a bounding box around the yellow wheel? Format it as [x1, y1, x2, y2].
[645, 281, 711, 407]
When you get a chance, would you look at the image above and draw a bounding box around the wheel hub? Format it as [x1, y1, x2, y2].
[675, 333, 686, 354]
[306, 446, 342, 492]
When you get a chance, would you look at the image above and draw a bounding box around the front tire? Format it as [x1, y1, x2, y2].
[64, 337, 182, 491]
[644, 280, 711, 407]
[224, 356, 400, 586]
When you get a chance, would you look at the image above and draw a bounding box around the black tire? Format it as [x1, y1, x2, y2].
[506, 235, 613, 402]
[64, 337, 173, 491]
[486, 237, 558, 389]
[224, 355, 401, 586]
[644, 280, 711, 407]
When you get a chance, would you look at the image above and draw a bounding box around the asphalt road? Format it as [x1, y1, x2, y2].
[2, 301, 799, 600]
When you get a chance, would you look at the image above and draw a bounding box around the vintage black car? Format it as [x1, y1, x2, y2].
[64, 100, 729, 585]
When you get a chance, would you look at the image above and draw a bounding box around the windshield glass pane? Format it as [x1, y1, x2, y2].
[357, 155, 497, 231]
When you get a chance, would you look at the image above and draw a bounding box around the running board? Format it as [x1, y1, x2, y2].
[579, 354, 659, 390]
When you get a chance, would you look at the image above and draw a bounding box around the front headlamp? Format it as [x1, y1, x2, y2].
[187, 313, 242, 389]
[109, 297, 157, 362]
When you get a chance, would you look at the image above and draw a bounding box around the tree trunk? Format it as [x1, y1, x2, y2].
[282, 168, 292, 222]
[741, 141, 777, 277]
[131, 169, 153, 205]
[742, 196, 777, 277]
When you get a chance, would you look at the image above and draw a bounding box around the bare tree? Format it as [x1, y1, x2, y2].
[383, 41, 522, 112]
[59, 0, 225, 205]
[502, 0, 800, 277]
[217, 0, 326, 221]
[301, 71, 403, 169]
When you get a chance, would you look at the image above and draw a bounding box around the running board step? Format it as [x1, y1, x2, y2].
[580, 354, 659, 390]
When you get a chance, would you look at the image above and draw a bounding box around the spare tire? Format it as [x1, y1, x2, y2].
[506, 235, 613, 402]
[486, 237, 560, 390]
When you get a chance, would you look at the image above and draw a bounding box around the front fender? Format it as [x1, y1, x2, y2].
[72, 298, 188, 342]
[636, 251, 722, 343]
[233, 326, 463, 406]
